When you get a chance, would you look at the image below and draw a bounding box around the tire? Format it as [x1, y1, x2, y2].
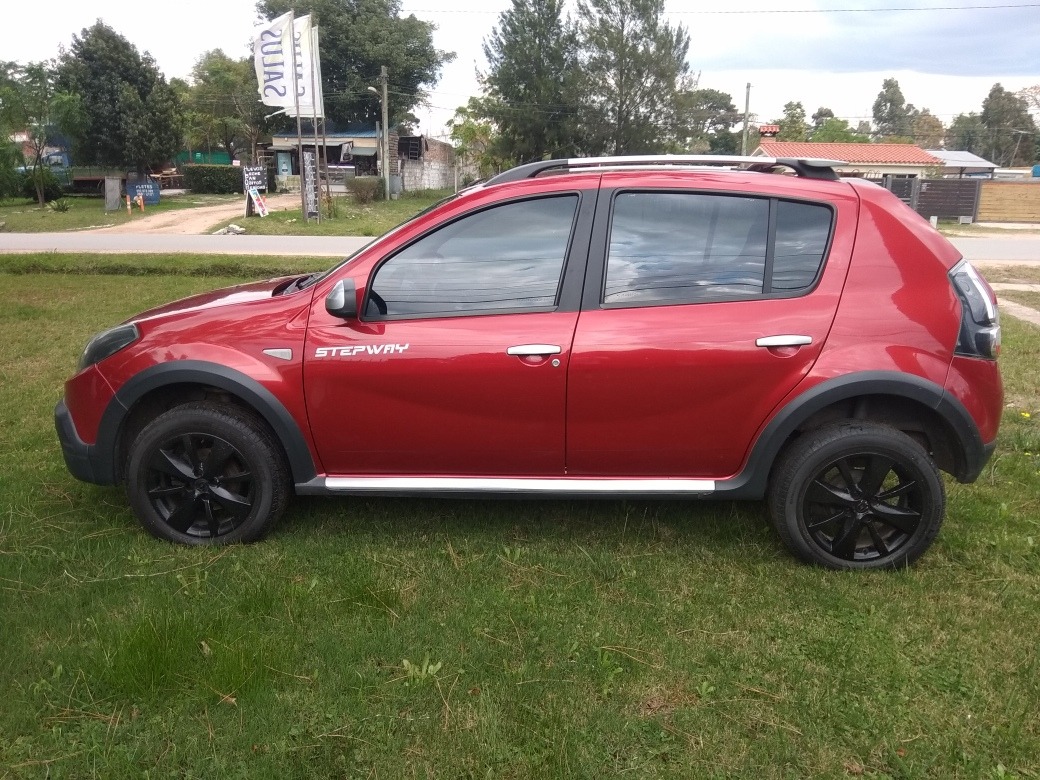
[768, 422, 945, 570]
[126, 402, 291, 545]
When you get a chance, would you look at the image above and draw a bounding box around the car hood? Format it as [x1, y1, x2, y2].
[129, 276, 301, 323]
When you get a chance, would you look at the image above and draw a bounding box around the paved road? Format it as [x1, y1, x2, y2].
[1, 232, 1038, 264]
[949, 236, 1040, 265]
[0, 233, 370, 257]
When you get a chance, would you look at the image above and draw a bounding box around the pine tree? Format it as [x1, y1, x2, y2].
[480, 0, 581, 161]
[575, 0, 690, 155]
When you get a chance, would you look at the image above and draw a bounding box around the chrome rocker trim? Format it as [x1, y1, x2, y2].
[296, 476, 716, 497]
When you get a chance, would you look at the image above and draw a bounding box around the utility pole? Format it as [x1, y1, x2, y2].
[380, 66, 390, 200]
[369, 66, 390, 200]
[741, 83, 751, 156]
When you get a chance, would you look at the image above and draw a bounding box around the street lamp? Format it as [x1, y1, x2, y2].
[367, 66, 390, 200]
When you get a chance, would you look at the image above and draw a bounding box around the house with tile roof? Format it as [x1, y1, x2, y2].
[753, 140, 943, 178]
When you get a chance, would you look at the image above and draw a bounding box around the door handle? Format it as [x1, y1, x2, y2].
[756, 335, 813, 348]
[507, 344, 562, 356]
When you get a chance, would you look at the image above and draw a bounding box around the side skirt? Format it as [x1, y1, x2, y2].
[296, 476, 716, 499]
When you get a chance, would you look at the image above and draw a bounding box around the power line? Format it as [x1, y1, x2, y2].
[403, 2, 1040, 13]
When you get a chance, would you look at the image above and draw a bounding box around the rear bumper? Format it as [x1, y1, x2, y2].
[55, 399, 113, 485]
[960, 438, 997, 483]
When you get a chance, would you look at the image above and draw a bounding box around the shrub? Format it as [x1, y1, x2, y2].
[20, 168, 65, 202]
[0, 143, 23, 198]
[49, 198, 71, 213]
[348, 176, 381, 204]
[183, 164, 244, 194]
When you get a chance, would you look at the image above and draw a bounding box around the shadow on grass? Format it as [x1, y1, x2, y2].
[278, 494, 777, 557]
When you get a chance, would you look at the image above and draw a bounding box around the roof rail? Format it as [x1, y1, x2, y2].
[485, 154, 845, 185]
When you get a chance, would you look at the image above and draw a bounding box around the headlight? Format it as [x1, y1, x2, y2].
[79, 323, 139, 370]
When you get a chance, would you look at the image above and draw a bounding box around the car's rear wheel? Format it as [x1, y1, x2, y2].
[126, 403, 290, 544]
[768, 422, 945, 570]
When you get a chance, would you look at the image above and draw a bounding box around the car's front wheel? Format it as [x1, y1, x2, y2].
[768, 422, 945, 570]
[126, 402, 290, 544]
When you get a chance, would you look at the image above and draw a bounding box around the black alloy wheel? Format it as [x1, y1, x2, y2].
[126, 403, 290, 544]
[769, 422, 945, 570]
[801, 452, 923, 562]
[144, 431, 255, 539]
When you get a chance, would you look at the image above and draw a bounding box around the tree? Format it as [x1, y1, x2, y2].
[980, 83, 1037, 166]
[479, 0, 581, 162]
[811, 106, 834, 129]
[674, 87, 739, 151]
[449, 99, 511, 179]
[774, 101, 808, 141]
[945, 112, 987, 155]
[872, 77, 916, 141]
[188, 50, 271, 162]
[911, 109, 944, 149]
[0, 63, 25, 198]
[2, 61, 83, 204]
[1019, 84, 1040, 124]
[810, 117, 868, 143]
[55, 22, 183, 175]
[575, 0, 691, 155]
[258, 0, 454, 128]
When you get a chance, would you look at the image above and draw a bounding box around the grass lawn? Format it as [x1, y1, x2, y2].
[999, 290, 1040, 311]
[214, 189, 455, 236]
[0, 193, 240, 233]
[980, 266, 1040, 285]
[939, 221, 1040, 236]
[1, 259, 1039, 778]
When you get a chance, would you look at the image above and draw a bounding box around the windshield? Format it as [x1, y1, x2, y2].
[297, 191, 463, 291]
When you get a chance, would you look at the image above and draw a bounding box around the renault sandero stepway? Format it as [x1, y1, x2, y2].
[56, 155, 1003, 569]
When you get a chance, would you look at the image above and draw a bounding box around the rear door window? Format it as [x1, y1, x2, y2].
[604, 192, 832, 306]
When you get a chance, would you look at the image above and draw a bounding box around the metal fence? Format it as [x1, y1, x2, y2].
[882, 177, 981, 221]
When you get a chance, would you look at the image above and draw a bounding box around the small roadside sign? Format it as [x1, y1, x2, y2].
[242, 165, 266, 191]
[248, 187, 269, 217]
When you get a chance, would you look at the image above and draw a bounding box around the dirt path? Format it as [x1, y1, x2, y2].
[88, 193, 300, 235]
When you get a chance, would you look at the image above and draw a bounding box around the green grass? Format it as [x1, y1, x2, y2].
[0, 193, 240, 232]
[1, 261, 1040, 777]
[214, 188, 454, 236]
[939, 220, 1040, 236]
[999, 290, 1040, 311]
[980, 266, 1040, 285]
[0, 252, 328, 279]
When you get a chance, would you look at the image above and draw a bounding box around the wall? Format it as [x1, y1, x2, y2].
[402, 159, 453, 191]
[977, 181, 1040, 222]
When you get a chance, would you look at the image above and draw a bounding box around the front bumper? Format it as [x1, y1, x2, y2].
[55, 399, 114, 485]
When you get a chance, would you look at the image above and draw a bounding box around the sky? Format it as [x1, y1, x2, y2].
[3, 0, 1039, 142]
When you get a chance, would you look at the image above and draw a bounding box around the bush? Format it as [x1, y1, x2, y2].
[348, 176, 381, 204]
[0, 143, 23, 199]
[183, 164, 244, 194]
[20, 168, 65, 202]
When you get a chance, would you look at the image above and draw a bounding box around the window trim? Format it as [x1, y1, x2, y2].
[594, 188, 836, 310]
[361, 191, 589, 322]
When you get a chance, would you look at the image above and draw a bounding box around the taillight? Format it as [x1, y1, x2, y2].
[950, 260, 1000, 359]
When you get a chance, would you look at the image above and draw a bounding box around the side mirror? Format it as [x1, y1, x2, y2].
[325, 279, 358, 319]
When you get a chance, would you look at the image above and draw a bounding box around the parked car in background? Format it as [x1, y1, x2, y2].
[56, 155, 1003, 569]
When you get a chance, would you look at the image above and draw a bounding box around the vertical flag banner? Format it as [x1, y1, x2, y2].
[286, 19, 324, 118]
[253, 12, 295, 109]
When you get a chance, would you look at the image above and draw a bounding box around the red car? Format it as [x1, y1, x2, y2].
[55, 155, 1002, 569]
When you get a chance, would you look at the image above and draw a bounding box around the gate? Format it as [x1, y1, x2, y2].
[883, 177, 981, 221]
